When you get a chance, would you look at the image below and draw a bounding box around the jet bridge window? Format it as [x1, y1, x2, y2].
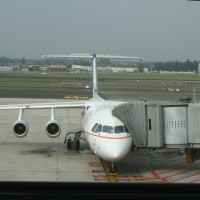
[95, 124, 102, 133]
[103, 125, 114, 133]
[114, 125, 125, 134]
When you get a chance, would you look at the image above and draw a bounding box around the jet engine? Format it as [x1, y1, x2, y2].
[45, 108, 61, 138]
[12, 109, 28, 138]
[13, 119, 29, 138]
[45, 119, 61, 138]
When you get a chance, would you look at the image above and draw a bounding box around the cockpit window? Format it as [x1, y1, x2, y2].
[114, 125, 125, 133]
[103, 125, 114, 133]
[93, 124, 128, 134]
[92, 123, 98, 132]
[125, 126, 129, 133]
[95, 124, 102, 133]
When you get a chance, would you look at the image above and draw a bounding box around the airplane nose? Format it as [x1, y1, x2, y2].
[109, 151, 124, 161]
[106, 139, 132, 162]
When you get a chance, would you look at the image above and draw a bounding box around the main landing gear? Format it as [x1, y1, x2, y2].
[64, 130, 82, 150]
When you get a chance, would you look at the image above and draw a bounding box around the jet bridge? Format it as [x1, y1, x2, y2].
[112, 102, 147, 147]
[112, 101, 200, 163]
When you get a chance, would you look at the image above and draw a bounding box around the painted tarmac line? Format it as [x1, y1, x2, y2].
[170, 171, 200, 183]
[138, 155, 168, 183]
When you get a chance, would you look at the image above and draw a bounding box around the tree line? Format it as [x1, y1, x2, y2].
[0, 56, 199, 73]
[153, 60, 199, 73]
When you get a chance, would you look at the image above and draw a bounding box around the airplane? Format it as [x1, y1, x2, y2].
[0, 53, 142, 172]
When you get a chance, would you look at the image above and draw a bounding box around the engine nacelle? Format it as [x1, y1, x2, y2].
[45, 120, 61, 138]
[13, 120, 29, 138]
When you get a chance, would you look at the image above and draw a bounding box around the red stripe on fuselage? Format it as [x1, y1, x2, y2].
[85, 131, 131, 140]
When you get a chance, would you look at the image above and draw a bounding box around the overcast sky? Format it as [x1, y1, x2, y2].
[0, 0, 199, 61]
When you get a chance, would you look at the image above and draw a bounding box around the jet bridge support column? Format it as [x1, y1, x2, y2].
[185, 148, 200, 163]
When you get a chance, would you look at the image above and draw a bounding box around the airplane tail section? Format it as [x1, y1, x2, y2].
[42, 53, 143, 99]
[92, 54, 143, 98]
[91, 53, 98, 98]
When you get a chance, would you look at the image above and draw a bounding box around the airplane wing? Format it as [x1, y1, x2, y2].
[42, 53, 143, 61]
[0, 100, 86, 138]
[0, 101, 86, 110]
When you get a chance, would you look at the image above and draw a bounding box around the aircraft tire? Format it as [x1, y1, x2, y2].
[76, 139, 80, 150]
[67, 139, 72, 150]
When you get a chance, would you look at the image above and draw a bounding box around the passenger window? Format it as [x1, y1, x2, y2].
[95, 124, 102, 133]
[92, 123, 98, 132]
[103, 125, 114, 133]
[114, 125, 125, 133]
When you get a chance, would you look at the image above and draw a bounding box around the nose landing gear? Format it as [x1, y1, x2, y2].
[108, 162, 118, 173]
[101, 159, 118, 174]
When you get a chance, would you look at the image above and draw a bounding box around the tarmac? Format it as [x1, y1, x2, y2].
[0, 98, 94, 182]
[0, 98, 200, 183]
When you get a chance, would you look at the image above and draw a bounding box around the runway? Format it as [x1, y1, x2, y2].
[0, 98, 200, 183]
[0, 72, 196, 102]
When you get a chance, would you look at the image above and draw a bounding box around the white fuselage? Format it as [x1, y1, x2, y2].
[81, 98, 132, 162]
